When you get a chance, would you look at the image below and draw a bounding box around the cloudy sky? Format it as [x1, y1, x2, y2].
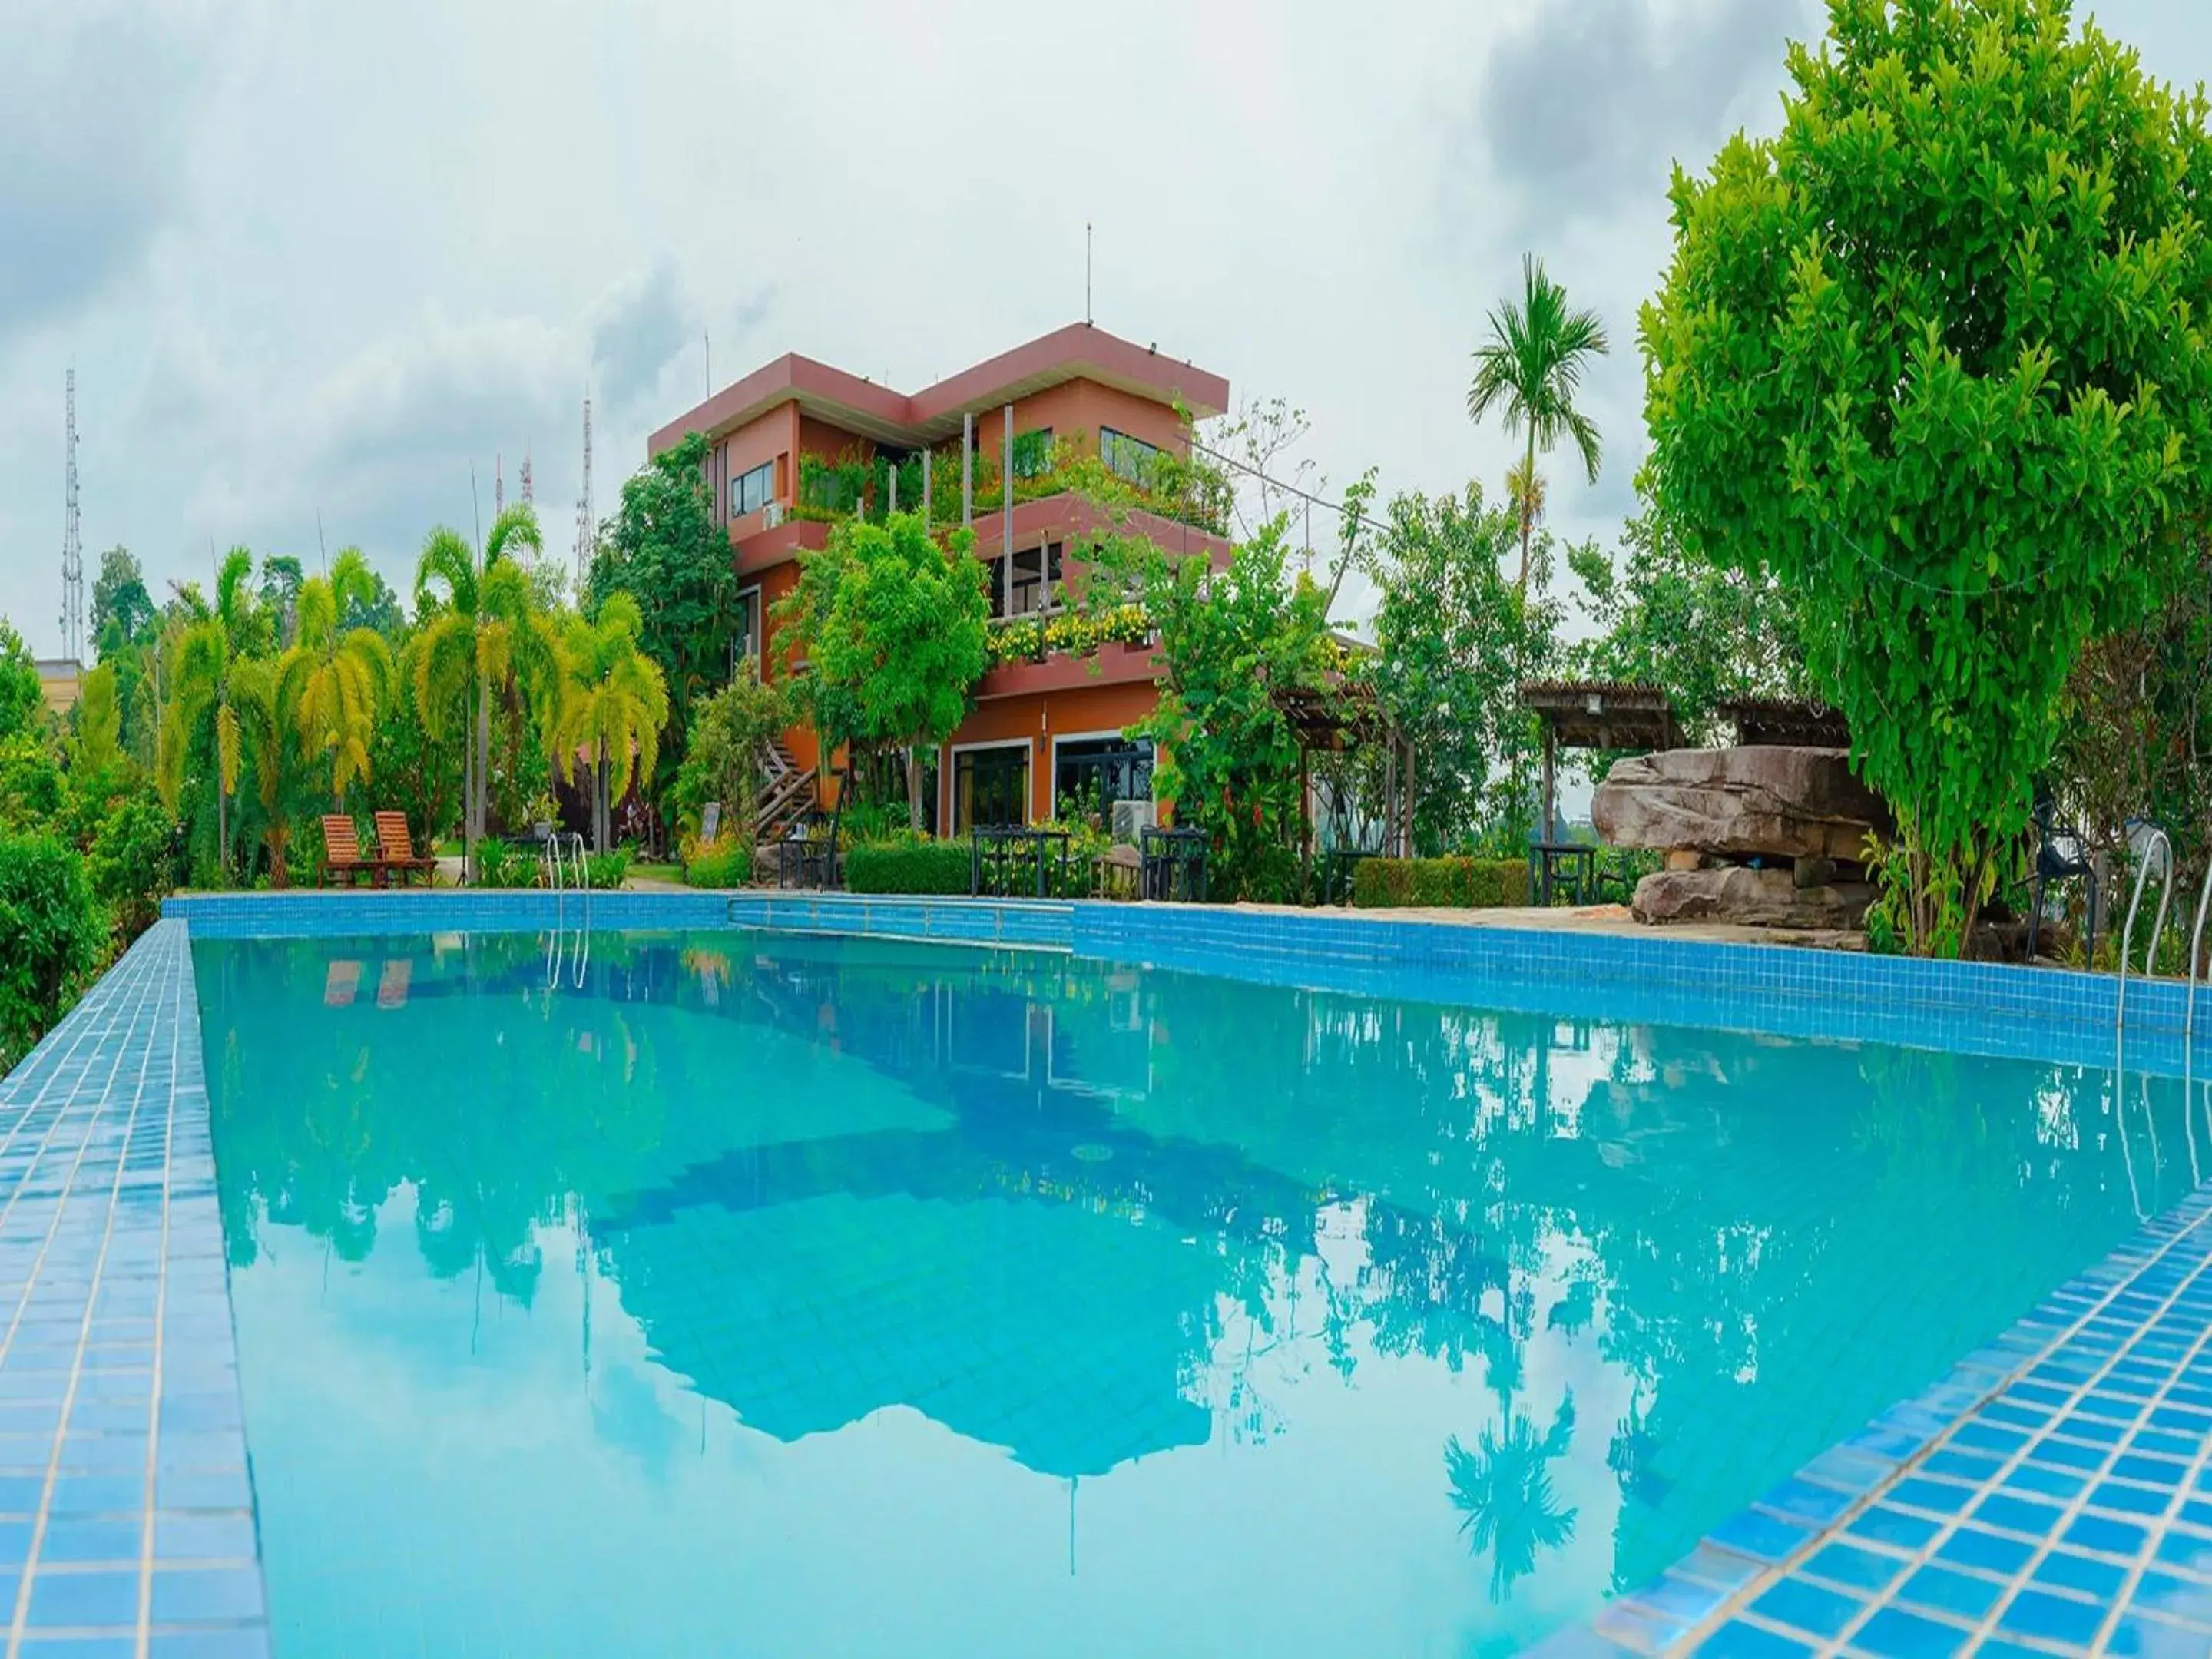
[5, 0, 2208, 656]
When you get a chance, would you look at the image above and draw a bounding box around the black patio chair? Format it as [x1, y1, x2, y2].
[2025, 790, 2098, 964]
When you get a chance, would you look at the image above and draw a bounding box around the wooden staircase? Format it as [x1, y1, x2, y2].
[755, 739, 816, 844]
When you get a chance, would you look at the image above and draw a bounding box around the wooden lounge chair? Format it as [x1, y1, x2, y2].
[320, 815, 373, 887]
[372, 812, 438, 887]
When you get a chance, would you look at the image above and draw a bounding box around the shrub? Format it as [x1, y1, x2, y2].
[684, 835, 753, 889]
[0, 832, 107, 1071]
[845, 837, 972, 896]
[474, 840, 541, 889]
[0, 735, 64, 833]
[1353, 856, 1529, 910]
[582, 849, 632, 891]
[88, 793, 180, 942]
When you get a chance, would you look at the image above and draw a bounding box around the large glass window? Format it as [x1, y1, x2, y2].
[1009, 542, 1064, 617]
[954, 744, 1031, 832]
[734, 588, 762, 677]
[1101, 427, 1163, 485]
[1053, 737, 1154, 826]
[1010, 427, 1054, 479]
[730, 460, 775, 519]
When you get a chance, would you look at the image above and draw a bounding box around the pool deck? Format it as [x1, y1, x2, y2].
[24, 889, 2212, 1656]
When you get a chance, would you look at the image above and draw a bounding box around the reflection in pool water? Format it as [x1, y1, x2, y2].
[194, 929, 2200, 1657]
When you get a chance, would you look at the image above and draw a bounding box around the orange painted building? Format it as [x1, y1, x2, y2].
[647, 323, 1233, 833]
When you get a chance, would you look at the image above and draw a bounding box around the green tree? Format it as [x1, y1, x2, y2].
[558, 592, 671, 851]
[588, 431, 739, 755]
[672, 665, 794, 842]
[413, 508, 561, 876]
[1567, 506, 1807, 746]
[1641, 0, 2212, 955]
[281, 550, 396, 809]
[260, 555, 305, 647]
[159, 548, 263, 878]
[1367, 485, 1564, 853]
[1119, 519, 1336, 901]
[0, 621, 43, 742]
[339, 565, 408, 638]
[90, 548, 155, 652]
[71, 662, 123, 780]
[1468, 254, 1609, 594]
[776, 512, 990, 829]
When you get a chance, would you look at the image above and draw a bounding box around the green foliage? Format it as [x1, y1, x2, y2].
[672, 666, 794, 838]
[1568, 506, 1807, 746]
[1641, 0, 2212, 954]
[556, 591, 671, 851]
[0, 832, 106, 1071]
[582, 849, 632, 890]
[682, 835, 753, 889]
[777, 512, 990, 829]
[1353, 856, 1531, 910]
[473, 839, 541, 889]
[338, 565, 407, 638]
[90, 548, 155, 652]
[0, 621, 43, 742]
[843, 837, 972, 895]
[72, 663, 122, 779]
[366, 666, 465, 856]
[1114, 519, 1336, 902]
[588, 432, 737, 747]
[0, 734, 65, 833]
[88, 792, 180, 942]
[1469, 254, 1610, 591]
[1366, 485, 1564, 852]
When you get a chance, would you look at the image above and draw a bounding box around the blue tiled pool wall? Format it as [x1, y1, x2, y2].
[1540, 1187, 2212, 1657]
[165, 889, 733, 939]
[0, 919, 268, 1655]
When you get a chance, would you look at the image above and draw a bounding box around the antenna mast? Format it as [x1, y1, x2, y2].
[59, 371, 83, 662]
[495, 451, 505, 518]
[520, 452, 533, 508]
[573, 392, 594, 590]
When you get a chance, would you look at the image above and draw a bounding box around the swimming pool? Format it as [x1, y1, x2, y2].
[184, 925, 2199, 1656]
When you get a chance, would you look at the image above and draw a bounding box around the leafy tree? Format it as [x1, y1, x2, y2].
[281, 550, 396, 809]
[88, 790, 181, 942]
[1366, 485, 1565, 853]
[260, 555, 305, 648]
[0, 831, 104, 1071]
[414, 508, 561, 874]
[1642, 0, 2212, 956]
[367, 667, 465, 857]
[588, 431, 738, 753]
[90, 548, 154, 652]
[339, 565, 408, 639]
[159, 548, 263, 877]
[1119, 518, 1336, 902]
[1567, 506, 1807, 746]
[557, 591, 671, 851]
[671, 665, 794, 841]
[776, 512, 989, 829]
[71, 663, 123, 780]
[0, 621, 43, 742]
[1468, 255, 1609, 593]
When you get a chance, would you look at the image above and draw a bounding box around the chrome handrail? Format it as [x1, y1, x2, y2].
[2117, 828, 2174, 1033]
[545, 833, 566, 988]
[570, 833, 590, 988]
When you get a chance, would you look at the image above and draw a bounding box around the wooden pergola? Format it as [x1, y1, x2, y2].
[1517, 680, 1684, 839]
[1275, 675, 1416, 859]
[1716, 697, 1850, 749]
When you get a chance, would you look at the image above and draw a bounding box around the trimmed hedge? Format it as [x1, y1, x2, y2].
[684, 836, 753, 889]
[845, 839, 972, 896]
[1351, 856, 1530, 910]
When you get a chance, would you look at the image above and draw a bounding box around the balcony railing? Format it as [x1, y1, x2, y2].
[793, 436, 1230, 539]
[984, 604, 1155, 671]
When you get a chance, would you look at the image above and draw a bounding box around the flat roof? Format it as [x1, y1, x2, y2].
[648, 322, 1230, 457]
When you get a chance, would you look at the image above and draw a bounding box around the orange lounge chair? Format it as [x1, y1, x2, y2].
[372, 812, 438, 887]
[321, 816, 373, 887]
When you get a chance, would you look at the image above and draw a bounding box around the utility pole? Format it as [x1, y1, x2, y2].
[573, 392, 594, 591]
[59, 370, 82, 663]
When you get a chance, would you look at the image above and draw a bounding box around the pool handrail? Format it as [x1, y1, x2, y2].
[2118, 827, 2174, 1033]
[2188, 860, 2212, 1048]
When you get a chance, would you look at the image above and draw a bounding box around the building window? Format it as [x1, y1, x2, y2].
[1010, 427, 1054, 479]
[1101, 427, 1162, 485]
[730, 460, 775, 520]
[954, 744, 1031, 832]
[1054, 737, 1154, 826]
[1009, 542, 1064, 617]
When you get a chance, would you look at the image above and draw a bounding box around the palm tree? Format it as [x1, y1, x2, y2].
[413, 506, 556, 878]
[281, 549, 396, 810]
[558, 592, 670, 852]
[1468, 254, 1609, 593]
[159, 547, 262, 876]
[1445, 1389, 1579, 1603]
[228, 654, 303, 886]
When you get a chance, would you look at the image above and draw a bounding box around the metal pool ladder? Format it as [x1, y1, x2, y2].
[542, 832, 591, 990]
[2117, 827, 2174, 1035]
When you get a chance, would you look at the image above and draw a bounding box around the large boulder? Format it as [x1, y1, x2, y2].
[1632, 866, 1875, 929]
[1592, 746, 1890, 863]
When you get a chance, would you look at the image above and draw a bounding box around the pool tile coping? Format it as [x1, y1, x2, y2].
[0, 919, 268, 1659]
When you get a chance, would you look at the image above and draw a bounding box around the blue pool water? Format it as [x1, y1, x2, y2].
[190, 929, 2203, 1656]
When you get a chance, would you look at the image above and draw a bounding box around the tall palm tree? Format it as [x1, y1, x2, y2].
[1468, 254, 1609, 593]
[413, 506, 555, 877]
[281, 549, 396, 810]
[228, 654, 303, 886]
[558, 592, 670, 852]
[159, 547, 262, 876]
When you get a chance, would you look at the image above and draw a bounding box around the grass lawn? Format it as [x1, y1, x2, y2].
[628, 862, 684, 886]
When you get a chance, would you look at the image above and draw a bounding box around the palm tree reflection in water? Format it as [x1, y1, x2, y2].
[1446, 1392, 1579, 1603]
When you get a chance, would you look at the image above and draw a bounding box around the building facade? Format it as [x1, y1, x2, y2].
[647, 323, 1232, 835]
